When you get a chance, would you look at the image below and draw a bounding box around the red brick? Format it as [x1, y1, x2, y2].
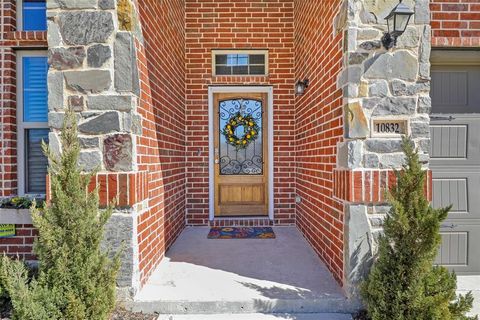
[432, 1, 480, 47]
[434, 29, 460, 37]
[442, 4, 468, 11]
[136, 0, 187, 286]
[295, 0, 345, 285]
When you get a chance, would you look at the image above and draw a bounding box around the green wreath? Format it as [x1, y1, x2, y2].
[222, 112, 260, 150]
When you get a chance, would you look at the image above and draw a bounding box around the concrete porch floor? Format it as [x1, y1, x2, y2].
[130, 226, 358, 315]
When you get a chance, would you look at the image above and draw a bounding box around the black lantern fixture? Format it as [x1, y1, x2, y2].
[295, 79, 309, 96]
[381, 0, 414, 49]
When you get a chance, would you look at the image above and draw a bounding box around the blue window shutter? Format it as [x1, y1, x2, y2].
[22, 1, 47, 31]
[26, 129, 49, 194]
[23, 56, 48, 122]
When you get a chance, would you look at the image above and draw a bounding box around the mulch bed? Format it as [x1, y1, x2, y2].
[0, 303, 157, 320]
[110, 307, 157, 320]
[353, 310, 370, 320]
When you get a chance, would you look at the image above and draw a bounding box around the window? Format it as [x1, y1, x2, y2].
[19, 0, 47, 31]
[17, 51, 49, 195]
[212, 50, 268, 76]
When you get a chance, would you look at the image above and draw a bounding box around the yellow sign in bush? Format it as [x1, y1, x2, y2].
[0, 224, 15, 238]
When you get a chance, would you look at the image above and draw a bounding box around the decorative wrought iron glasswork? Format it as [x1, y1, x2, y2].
[219, 99, 263, 175]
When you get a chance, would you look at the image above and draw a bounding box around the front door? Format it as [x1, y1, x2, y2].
[213, 93, 268, 217]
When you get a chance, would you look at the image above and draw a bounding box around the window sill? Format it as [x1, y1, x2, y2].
[2, 31, 47, 47]
[0, 208, 33, 224]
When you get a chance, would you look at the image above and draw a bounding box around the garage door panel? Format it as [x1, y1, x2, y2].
[431, 71, 468, 108]
[432, 172, 480, 219]
[431, 65, 480, 114]
[430, 124, 467, 158]
[430, 116, 480, 165]
[435, 231, 468, 266]
[433, 178, 468, 213]
[435, 224, 480, 274]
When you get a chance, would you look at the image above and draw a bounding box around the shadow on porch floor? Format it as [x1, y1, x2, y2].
[130, 226, 358, 315]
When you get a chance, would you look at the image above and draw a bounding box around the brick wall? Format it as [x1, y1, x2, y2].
[0, 224, 37, 261]
[1, 0, 15, 36]
[431, 0, 480, 46]
[0, 0, 47, 198]
[0, 0, 47, 257]
[333, 169, 433, 204]
[0, 48, 16, 197]
[185, 0, 296, 225]
[46, 172, 149, 208]
[0, 0, 16, 198]
[294, 0, 345, 283]
[0, 0, 17, 197]
[136, 0, 186, 286]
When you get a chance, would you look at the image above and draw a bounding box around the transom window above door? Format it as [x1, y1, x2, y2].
[212, 50, 268, 76]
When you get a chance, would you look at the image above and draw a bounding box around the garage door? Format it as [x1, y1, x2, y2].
[430, 60, 480, 274]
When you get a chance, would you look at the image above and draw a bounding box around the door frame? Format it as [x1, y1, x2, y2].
[208, 86, 274, 221]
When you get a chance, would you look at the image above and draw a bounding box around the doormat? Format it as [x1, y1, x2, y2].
[207, 227, 275, 239]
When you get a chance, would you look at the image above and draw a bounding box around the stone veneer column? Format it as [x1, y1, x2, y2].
[46, 0, 145, 297]
[334, 0, 432, 297]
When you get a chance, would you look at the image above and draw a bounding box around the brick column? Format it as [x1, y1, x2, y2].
[0, 48, 17, 197]
[334, 0, 432, 297]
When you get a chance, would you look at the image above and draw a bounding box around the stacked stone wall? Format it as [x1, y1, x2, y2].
[46, 0, 147, 295]
[335, 0, 432, 297]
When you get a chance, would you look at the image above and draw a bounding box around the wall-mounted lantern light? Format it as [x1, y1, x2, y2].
[295, 79, 309, 96]
[381, 0, 414, 50]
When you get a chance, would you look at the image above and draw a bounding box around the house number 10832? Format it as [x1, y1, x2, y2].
[375, 122, 400, 134]
[371, 119, 408, 137]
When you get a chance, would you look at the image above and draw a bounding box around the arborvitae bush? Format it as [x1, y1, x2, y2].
[361, 136, 477, 320]
[0, 110, 121, 320]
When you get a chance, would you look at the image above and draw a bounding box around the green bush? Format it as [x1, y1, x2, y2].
[361, 136, 476, 320]
[0, 110, 121, 320]
[0, 196, 44, 209]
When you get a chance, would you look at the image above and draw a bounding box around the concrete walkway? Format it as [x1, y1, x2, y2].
[157, 313, 352, 320]
[457, 276, 480, 317]
[131, 227, 357, 315]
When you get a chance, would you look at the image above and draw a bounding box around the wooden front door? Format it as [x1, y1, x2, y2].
[213, 93, 268, 217]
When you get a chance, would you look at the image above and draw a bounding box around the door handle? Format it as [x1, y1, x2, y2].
[441, 223, 458, 229]
[214, 148, 219, 164]
[431, 116, 455, 121]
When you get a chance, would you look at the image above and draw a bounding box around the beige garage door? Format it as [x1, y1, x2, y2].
[430, 51, 480, 275]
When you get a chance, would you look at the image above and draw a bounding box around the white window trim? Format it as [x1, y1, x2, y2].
[16, 50, 48, 196]
[16, 0, 24, 31]
[211, 50, 269, 76]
